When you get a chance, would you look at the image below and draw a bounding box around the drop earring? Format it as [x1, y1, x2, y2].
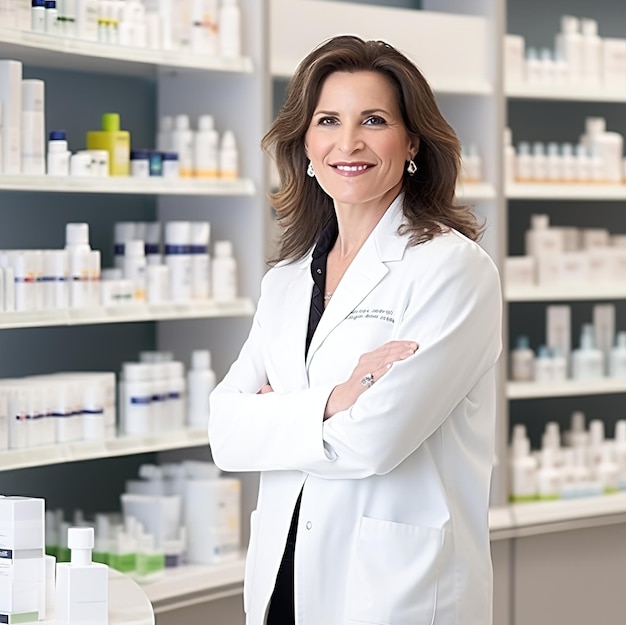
[406, 159, 418, 175]
[307, 161, 315, 177]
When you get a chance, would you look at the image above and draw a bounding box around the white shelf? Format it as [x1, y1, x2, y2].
[455, 183, 497, 200]
[0, 175, 255, 196]
[510, 492, 626, 528]
[0, 299, 255, 330]
[506, 83, 626, 103]
[0, 27, 253, 77]
[142, 557, 246, 606]
[505, 284, 626, 302]
[507, 378, 626, 399]
[507, 183, 626, 200]
[0, 428, 209, 471]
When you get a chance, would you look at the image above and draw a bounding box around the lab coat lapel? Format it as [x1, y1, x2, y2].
[305, 198, 407, 369]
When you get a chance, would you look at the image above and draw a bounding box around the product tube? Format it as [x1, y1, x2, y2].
[190, 221, 210, 299]
[21, 79, 45, 175]
[0, 60, 23, 174]
[164, 221, 192, 303]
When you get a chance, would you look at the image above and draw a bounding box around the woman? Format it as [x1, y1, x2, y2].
[209, 35, 502, 625]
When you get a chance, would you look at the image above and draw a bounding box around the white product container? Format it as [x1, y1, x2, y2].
[191, 0, 219, 55]
[510, 335, 534, 382]
[524, 214, 564, 258]
[113, 222, 136, 270]
[31, 0, 46, 32]
[187, 350, 216, 428]
[144, 222, 162, 266]
[0, 60, 23, 174]
[218, 129, 238, 178]
[218, 0, 241, 58]
[571, 324, 604, 380]
[56, 527, 108, 625]
[581, 18, 602, 87]
[47, 130, 71, 176]
[45, 0, 59, 34]
[146, 265, 169, 305]
[609, 331, 626, 378]
[503, 127, 516, 184]
[515, 141, 532, 181]
[555, 15, 583, 85]
[122, 240, 147, 302]
[171, 115, 193, 178]
[190, 221, 210, 300]
[581, 117, 624, 183]
[211, 240, 237, 302]
[165, 361, 186, 431]
[533, 345, 553, 383]
[193, 114, 219, 178]
[165, 221, 192, 303]
[122, 363, 153, 436]
[21, 79, 45, 175]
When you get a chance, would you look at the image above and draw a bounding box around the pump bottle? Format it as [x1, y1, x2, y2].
[86, 113, 130, 176]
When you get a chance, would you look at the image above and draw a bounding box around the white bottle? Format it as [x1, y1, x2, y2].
[588, 418, 606, 472]
[571, 324, 604, 380]
[76, 0, 99, 41]
[564, 410, 588, 448]
[31, 0, 46, 32]
[581, 18, 602, 87]
[511, 335, 535, 382]
[122, 240, 147, 302]
[524, 213, 563, 258]
[524, 47, 541, 84]
[609, 331, 626, 378]
[218, 0, 241, 58]
[21, 79, 45, 175]
[574, 143, 590, 182]
[560, 143, 576, 182]
[538, 48, 555, 85]
[56, 527, 108, 625]
[47, 130, 71, 176]
[614, 420, 626, 489]
[581, 117, 623, 183]
[531, 141, 547, 182]
[191, 0, 219, 56]
[190, 221, 211, 300]
[193, 114, 219, 178]
[533, 345, 554, 383]
[212, 240, 237, 302]
[122, 362, 154, 436]
[503, 127, 516, 184]
[515, 141, 532, 181]
[546, 142, 562, 182]
[596, 443, 619, 493]
[219, 129, 238, 179]
[45, 0, 59, 34]
[551, 346, 568, 381]
[555, 15, 583, 85]
[537, 448, 562, 500]
[509, 425, 538, 502]
[187, 349, 216, 428]
[171, 114, 194, 178]
[165, 221, 192, 303]
[66, 223, 92, 309]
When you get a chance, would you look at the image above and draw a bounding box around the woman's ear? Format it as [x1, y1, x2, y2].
[409, 137, 420, 161]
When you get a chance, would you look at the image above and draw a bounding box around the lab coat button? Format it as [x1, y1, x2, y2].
[306, 521, 312, 530]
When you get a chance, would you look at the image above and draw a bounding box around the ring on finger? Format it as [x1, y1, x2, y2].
[360, 372, 375, 388]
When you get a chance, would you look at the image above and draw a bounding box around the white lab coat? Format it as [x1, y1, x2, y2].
[209, 195, 503, 625]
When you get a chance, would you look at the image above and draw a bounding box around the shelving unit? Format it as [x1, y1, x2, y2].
[506, 83, 626, 102]
[0, 4, 268, 625]
[507, 378, 626, 399]
[505, 284, 626, 302]
[507, 182, 626, 200]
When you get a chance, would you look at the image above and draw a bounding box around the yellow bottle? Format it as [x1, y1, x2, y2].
[86, 113, 130, 176]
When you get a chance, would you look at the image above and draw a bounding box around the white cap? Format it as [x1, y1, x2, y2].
[530, 214, 549, 230]
[561, 142, 573, 156]
[114, 222, 136, 243]
[159, 115, 173, 131]
[221, 130, 236, 150]
[512, 423, 527, 440]
[125, 240, 145, 258]
[190, 222, 210, 246]
[532, 142, 545, 155]
[214, 240, 233, 257]
[198, 115, 215, 131]
[561, 15, 580, 34]
[66, 223, 89, 247]
[192, 349, 211, 370]
[581, 18, 598, 37]
[570, 410, 585, 432]
[585, 117, 606, 135]
[175, 114, 190, 130]
[547, 142, 559, 156]
[165, 221, 191, 245]
[68, 526, 94, 550]
[123, 362, 152, 382]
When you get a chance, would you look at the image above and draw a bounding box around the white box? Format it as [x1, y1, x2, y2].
[552, 226, 581, 252]
[505, 256, 535, 286]
[525, 228, 564, 257]
[536, 255, 561, 286]
[588, 248, 613, 283]
[504, 34, 525, 86]
[602, 38, 626, 88]
[558, 252, 589, 284]
[582, 228, 610, 249]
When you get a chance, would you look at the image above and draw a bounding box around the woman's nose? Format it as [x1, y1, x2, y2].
[338, 125, 364, 153]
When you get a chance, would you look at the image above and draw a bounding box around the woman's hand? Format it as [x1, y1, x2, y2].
[324, 341, 418, 420]
[258, 384, 273, 394]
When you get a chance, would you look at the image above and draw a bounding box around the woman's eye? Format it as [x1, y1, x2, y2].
[364, 116, 386, 126]
[318, 117, 338, 126]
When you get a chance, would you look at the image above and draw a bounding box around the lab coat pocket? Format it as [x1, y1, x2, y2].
[346, 516, 444, 625]
[243, 510, 259, 614]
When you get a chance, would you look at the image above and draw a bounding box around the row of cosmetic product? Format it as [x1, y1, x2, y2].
[510, 415, 626, 502]
[504, 118, 625, 185]
[119, 348, 216, 437]
[156, 114, 238, 179]
[0, 496, 108, 624]
[0, 220, 239, 314]
[506, 214, 626, 288]
[114, 220, 238, 305]
[46, 461, 240, 582]
[510, 304, 626, 383]
[3, 0, 243, 58]
[505, 16, 626, 88]
[0, 371, 116, 452]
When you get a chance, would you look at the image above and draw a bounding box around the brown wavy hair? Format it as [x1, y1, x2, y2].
[262, 35, 482, 264]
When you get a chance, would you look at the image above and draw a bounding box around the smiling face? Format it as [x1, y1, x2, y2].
[304, 70, 418, 215]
